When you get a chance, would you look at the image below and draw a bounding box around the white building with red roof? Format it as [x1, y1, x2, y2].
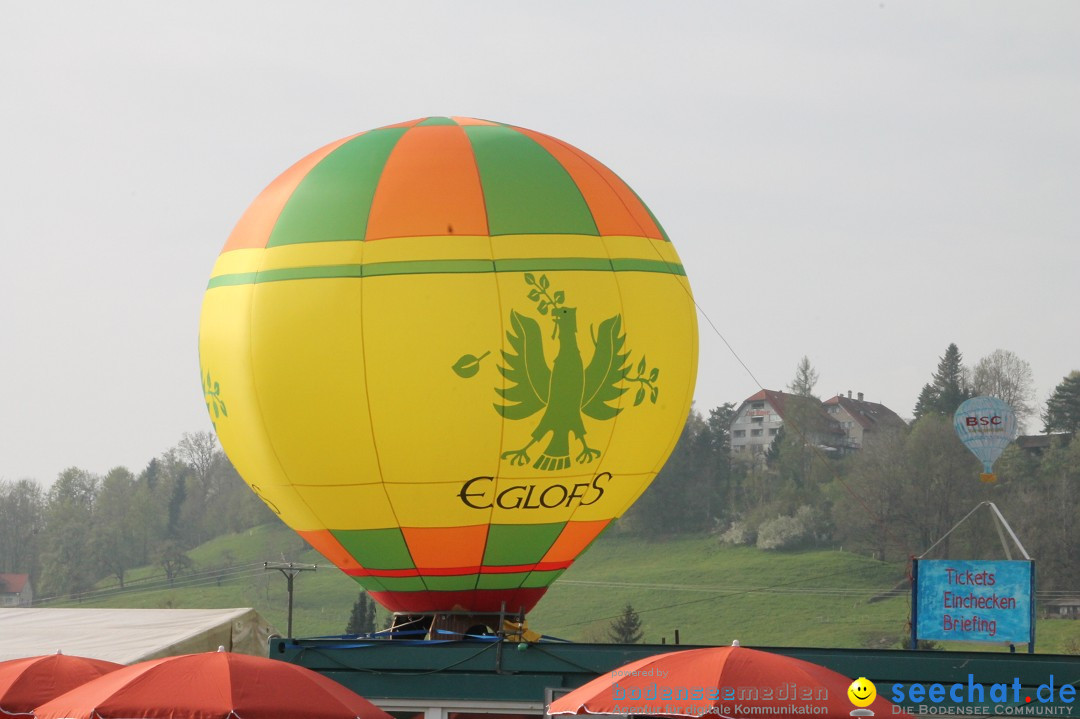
[0, 573, 33, 607]
[731, 389, 904, 458]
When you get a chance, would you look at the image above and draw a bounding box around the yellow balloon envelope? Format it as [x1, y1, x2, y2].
[199, 117, 698, 613]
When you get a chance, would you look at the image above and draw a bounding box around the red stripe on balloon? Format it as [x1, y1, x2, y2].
[343, 559, 572, 578]
[342, 567, 420, 578]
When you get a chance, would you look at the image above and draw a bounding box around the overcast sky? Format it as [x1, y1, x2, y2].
[2, 1, 1077, 484]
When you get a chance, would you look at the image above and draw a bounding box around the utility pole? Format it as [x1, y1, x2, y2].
[263, 562, 317, 638]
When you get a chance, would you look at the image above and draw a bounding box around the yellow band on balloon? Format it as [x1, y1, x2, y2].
[207, 235, 685, 285]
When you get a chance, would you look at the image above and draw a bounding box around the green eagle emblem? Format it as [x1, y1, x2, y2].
[453, 273, 659, 471]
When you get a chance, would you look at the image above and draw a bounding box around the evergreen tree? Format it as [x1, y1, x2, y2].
[913, 344, 970, 418]
[932, 343, 969, 414]
[346, 591, 377, 635]
[622, 407, 706, 535]
[912, 383, 936, 420]
[1044, 371, 1080, 434]
[765, 425, 785, 464]
[607, 603, 643, 643]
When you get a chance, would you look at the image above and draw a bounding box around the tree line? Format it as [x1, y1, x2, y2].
[3, 346, 1076, 602]
[0, 432, 276, 599]
[622, 346, 1080, 592]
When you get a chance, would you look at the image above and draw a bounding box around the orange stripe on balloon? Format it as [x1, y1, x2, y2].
[221, 133, 362, 252]
[296, 529, 364, 572]
[365, 125, 489, 240]
[401, 525, 487, 569]
[451, 117, 500, 126]
[344, 567, 459, 578]
[541, 519, 611, 563]
[515, 127, 664, 240]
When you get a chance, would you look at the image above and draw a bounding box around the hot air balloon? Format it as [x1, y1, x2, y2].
[954, 396, 1017, 483]
[198, 117, 698, 616]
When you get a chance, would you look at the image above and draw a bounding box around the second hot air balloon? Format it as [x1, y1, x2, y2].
[954, 396, 1017, 483]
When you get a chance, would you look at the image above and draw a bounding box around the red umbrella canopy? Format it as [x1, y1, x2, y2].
[548, 646, 908, 719]
[0, 654, 122, 717]
[33, 651, 392, 719]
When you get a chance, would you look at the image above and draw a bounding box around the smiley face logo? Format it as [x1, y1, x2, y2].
[848, 677, 877, 708]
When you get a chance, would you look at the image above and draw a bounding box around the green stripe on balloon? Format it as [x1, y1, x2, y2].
[421, 575, 481, 592]
[256, 265, 365, 283]
[268, 128, 408, 246]
[496, 258, 683, 274]
[370, 575, 428, 592]
[365, 259, 494, 277]
[206, 257, 686, 289]
[465, 125, 599, 236]
[482, 523, 564, 566]
[348, 575, 389, 592]
[417, 116, 459, 126]
[332, 527, 415, 570]
[476, 571, 531, 590]
[207, 272, 258, 287]
[520, 568, 564, 588]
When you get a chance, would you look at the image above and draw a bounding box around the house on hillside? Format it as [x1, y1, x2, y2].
[730, 389, 844, 458]
[823, 391, 907, 451]
[730, 389, 904, 459]
[0, 573, 33, 607]
[1016, 433, 1073, 455]
[730, 389, 785, 457]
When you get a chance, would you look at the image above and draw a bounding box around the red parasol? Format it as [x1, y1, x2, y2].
[548, 644, 908, 718]
[33, 650, 392, 719]
[0, 653, 122, 717]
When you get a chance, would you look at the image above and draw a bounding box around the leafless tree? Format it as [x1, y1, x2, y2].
[970, 349, 1036, 430]
[177, 431, 219, 492]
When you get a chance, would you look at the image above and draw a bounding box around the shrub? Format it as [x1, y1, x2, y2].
[719, 520, 755, 546]
[756, 514, 806, 550]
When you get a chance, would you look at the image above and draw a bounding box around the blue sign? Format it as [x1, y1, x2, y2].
[914, 559, 1034, 644]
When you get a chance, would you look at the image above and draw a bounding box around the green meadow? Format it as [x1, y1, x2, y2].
[59, 523, 1080, 654]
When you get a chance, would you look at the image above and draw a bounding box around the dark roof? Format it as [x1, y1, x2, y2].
[1017, 433, 1073, 451]
[0, 573, 29, 593]
[743, 388, 788, 414]
[738, 389, 843, 437]
[823, 395, 907, 432]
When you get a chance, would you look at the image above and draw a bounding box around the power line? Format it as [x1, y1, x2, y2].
[34, 563, 273, 607]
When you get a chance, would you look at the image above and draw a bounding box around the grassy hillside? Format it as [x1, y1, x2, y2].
[57, 524, 1080, 654]
[530, 534, 911, 647]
